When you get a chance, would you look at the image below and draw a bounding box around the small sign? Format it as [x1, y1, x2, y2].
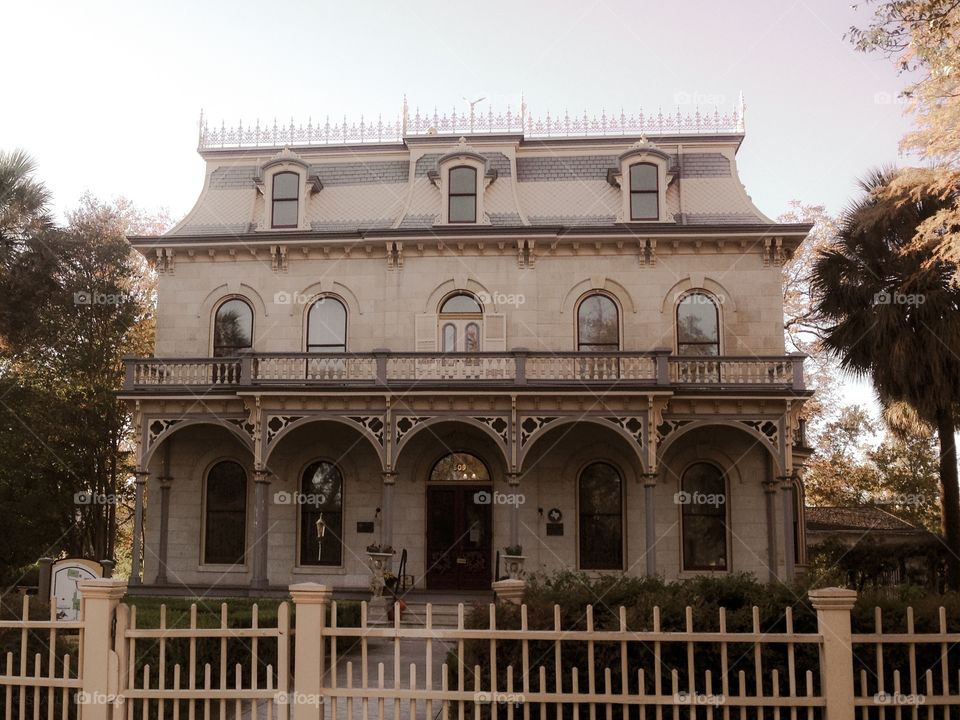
[356, 521, 375, 534]
[546, 523, 564, 536]
[547, 508, 563, 523]
[51, 559, 102, 621]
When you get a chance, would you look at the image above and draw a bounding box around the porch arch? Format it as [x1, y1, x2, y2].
[394, 417, 510, 473]
[517, 417, 647, 474]
[263, 415, 386, 470]
[657, 419, 783, 475]
[142, 418, 254, 469]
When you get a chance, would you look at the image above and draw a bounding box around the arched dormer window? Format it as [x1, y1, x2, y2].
[448, 166, 477, 223]
[577, 293, 620, 351]
[307, 297, 347, 352]
[272, 171, 299, 228]
[213, 298, 253, 357]
[629, 163, 658, 220]
[439, 292, 483, 352]
[676, 292, 720, 355]
[613, 140, 673, 223]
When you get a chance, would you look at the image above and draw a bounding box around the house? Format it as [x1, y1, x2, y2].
[120, 100, 813, 594]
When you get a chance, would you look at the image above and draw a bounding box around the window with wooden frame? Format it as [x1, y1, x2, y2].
[629, 162, 659, 220]
[203, 461, 247, 565]
[578, 462, 624, 570]
[271, 171, 300, 228]
[448, 166, 477, 223]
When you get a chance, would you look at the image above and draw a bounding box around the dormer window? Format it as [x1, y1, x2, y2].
[448, 166, 477, 223]
[629, 163, 658, 220]
[271, 172, 299, 229]
[612, 139, 674, 223]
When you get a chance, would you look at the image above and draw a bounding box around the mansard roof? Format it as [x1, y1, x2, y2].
[159, 102, 797, 240]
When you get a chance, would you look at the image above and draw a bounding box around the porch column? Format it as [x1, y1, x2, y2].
[643, 473, 657, 576]
[780, 475, 797, 583]
[507, 473, 520, 547]
[381, 472, 396, 547]
[762, 478, 779, 583]
[154, 474, 173, 584]
[129, 470, 148, 586]
[252, 470, 271, 588]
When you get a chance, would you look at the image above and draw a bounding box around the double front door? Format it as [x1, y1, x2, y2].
[426, 485, 492, 590]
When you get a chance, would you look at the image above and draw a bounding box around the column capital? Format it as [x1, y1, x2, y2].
[134, 470, 149, 484]
[762, 478, 780, 493]
[381, 471, 397, 485]
[77, 578, 128, 601]
[253, 469, 271, 483]
[289, 582, 332, 604]
[641, 472, 658, 487]
[507, 472, 520, 487]
[157, 474, 173, 488]
[809, 587, 858, 612]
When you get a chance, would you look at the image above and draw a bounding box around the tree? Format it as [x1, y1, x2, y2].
[803, 406, 882, 506]
[811, 166, 960, 587]
[850, 1, 960, 264]
[0, 180, 167, 585]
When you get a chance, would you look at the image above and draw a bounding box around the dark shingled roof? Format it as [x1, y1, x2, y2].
[805, 506, 925, 534]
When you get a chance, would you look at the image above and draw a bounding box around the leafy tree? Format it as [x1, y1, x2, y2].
[850, 1, 960, 263]
[803, 406, 882, 506]
[811, 166, 960, 587]
[0, 173, 166, 585]
[870, 431, 942, 531]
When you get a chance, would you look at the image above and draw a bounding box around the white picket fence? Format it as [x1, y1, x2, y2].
[2, 582, 958, 720]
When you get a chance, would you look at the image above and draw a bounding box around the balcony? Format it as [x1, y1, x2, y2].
[122, 350, 806, 393]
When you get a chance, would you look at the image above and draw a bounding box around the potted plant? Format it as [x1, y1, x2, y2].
[502, 544, 526, 580]
[365, 544, 395, 598]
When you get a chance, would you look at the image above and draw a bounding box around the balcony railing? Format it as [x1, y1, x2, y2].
[123, 351, 806, 392]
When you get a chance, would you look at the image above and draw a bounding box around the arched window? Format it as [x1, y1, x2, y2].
[203, 461, 247, 565]
[577, 294, 620, 351]
[299, 461, 344, 566]
[448, 166, 477, 223]
[213, 299, 253, 357]
[677, 293, 720, 355]
[439, 293, 483, 352]
[430, 452, 491, 483]
[629, 163, 658, 220]
[272, 171, 300, 228]
[307, 297, 347, 352]
[578, 462, 623, 570]
[680, 462, 728, 571]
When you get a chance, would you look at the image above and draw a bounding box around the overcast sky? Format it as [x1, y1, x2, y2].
[4, 0, 914, 408]
[4, 0, 914, 223]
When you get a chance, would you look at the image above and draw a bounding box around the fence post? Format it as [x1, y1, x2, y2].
[77, 578, 128, 720]
[809, 588, 858, 720]
[290, 583, 332, 720]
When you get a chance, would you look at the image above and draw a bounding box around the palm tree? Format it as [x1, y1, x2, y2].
[0, 149, 51, 245]
[812, 167, 960, 588]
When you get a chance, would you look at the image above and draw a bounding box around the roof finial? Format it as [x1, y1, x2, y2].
[402, 94, 409, 135]
[737, 90, 746, 132]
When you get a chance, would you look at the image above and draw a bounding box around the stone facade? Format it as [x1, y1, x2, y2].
[123, 112, 813, 594]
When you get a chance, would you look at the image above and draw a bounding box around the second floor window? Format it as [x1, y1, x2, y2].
[439, 292, 482, 352]
[272, 171, 299, 228]
[213, 298, 253, 357]
[307, 297, 347, 352]
[629, 163, 658, 220]
[577, 294, 619, 351]
[448, 166, 477, 223]
[677, 293, 720, 355]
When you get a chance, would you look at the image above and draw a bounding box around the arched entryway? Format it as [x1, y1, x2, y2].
[393, 420, 509, 590]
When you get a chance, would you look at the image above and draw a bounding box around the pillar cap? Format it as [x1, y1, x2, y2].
[808, 587, 858, 610]
[77, 578, 128, 600]
[289, 582, 332, 603]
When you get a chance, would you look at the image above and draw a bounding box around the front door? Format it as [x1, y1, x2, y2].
[426, 485, 492, 590]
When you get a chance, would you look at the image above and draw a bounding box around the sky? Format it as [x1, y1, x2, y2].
[2, 0, 917, 407]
